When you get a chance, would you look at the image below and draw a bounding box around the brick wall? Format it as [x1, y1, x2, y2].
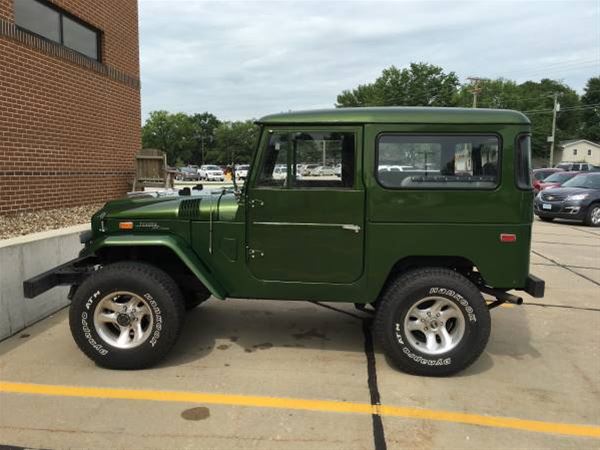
[0, 0, 141, 214]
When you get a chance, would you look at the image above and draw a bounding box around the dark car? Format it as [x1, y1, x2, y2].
[534, 172, 600, 226]
[532, 168, 563, 192]
[538, 171, 580, 191]
[176, 167, 201, 181]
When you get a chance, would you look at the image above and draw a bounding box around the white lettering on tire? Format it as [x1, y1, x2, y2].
[429, 287, 477, 322]
[81, 311, 108, 356]
[144, 293, 163, 347]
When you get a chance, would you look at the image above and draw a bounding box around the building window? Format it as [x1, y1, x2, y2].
[376, 134, 500, 189]
[14, 0, 100, 60]
[573, 149, 578, 155]
[589, 149, 592, 156]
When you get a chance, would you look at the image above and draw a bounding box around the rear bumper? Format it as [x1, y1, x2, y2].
[524, 274, 545, 298]
[23, 255, 96, 299]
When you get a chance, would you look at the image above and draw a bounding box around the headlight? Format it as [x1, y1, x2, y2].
[566, 193, 588, 201]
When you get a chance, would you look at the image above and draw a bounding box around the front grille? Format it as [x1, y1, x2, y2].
[541, 192, 566, 202]
[178, 198, 202, 219]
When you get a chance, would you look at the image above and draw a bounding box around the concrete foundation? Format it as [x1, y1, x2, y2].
[0, 224, 87, 340]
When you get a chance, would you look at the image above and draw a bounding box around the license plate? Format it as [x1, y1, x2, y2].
[542, 203, 552, 210]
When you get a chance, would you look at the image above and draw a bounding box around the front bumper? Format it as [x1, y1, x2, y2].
[23, 255, 96, 299]
[534, 199, 587, 220]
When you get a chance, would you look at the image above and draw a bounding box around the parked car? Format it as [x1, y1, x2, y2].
[534, 172, 600, 226]
[301, 164, 319, 176]
[199, 165, 225, 181]
[538, 171, 580, 191]
[272, 166, 287, 180]
[235, 165, 250, 180]
[176, 166, 201, 181]
[24, 107, 544, 377]
[532, 168, 564, 192]
[555, 162, 600, 172]
[314, 166, 336, 176]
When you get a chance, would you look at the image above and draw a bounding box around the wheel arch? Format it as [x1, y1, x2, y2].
[87, 235, 227, 300]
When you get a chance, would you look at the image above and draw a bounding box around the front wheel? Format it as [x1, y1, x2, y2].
[585, 204, 600, 227]
[375, 268, 491, 376]
[69, 262, 185, 370]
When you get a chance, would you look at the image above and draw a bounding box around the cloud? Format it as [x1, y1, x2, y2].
[139, 0, 600, 122]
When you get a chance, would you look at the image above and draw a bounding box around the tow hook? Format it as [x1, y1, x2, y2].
[479, 286, 524, 310]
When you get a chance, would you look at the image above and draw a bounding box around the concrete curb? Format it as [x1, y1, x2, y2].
[0, 224, 89, 340]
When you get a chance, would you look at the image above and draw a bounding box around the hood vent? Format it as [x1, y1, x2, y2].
[178, 198, 202, 219]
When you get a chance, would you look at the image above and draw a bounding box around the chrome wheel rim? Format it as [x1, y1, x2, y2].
[403, 296, 466, 355]
[93, 291, 154, 349]
[591, 207, 600, 225]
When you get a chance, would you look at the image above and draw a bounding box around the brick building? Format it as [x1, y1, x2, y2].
[0, 0, 141, 214]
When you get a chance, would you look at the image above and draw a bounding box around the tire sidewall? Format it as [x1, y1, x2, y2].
[381, 277, 490, 375]
[69, 268, 177, 368]
[586, 204, 600, 227]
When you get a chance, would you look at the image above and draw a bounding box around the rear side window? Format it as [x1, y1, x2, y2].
[376, 134, 500, 189]
[515, 134, 532, 190]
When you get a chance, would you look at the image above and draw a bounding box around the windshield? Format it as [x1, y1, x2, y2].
[544, 172, 575, 183]
[204, 165, 220, 170]
[562, 174, 600, 189]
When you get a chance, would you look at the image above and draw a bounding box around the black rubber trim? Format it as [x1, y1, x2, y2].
[525, 274, 545, 298]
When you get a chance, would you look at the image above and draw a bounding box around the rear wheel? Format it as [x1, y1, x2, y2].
[69, 262, 185, 370]
[585, 204, 600, 227]
[375, 267, 490, 376]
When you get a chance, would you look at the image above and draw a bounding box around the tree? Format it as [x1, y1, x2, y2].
[336, 63, 460, 107]
[580, 77, 600, 142]
[210, 120, 259, 165]
[188, 112, 221, 165]
[141, 111, 196, 165]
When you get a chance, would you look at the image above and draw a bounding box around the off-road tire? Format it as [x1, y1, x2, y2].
[538, 216, 554, 222]
[374, 267, 491, 376]
[584, 204, 600, 227]
[69, 262, 185, 370]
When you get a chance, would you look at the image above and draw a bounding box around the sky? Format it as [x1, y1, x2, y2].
[138, 0, 600, 122]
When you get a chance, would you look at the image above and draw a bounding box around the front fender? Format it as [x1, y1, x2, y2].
[83, 234, 227, 300]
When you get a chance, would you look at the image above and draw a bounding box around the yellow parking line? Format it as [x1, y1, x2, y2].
[1, 381, 599, 439]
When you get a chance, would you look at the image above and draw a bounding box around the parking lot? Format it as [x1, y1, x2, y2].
[0, 219, 598, 449]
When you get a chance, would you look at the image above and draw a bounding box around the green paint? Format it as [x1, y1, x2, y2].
[82, 107, 536, 303]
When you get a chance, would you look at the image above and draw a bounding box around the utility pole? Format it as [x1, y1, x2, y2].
[467, 77, 483, 108]
[548, 93, 560, 167]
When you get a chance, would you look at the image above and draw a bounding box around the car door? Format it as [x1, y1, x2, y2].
[246, 127, 364, 283]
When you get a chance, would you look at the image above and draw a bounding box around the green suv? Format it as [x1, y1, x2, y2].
[24, 107, 544, 376]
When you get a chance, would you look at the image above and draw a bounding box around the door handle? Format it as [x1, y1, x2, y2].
[341, 224, 361, 233]
[250, 199, 264, 208]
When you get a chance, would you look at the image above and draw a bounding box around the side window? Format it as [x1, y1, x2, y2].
[515, 134, 532, 190]
[291, 131, 354, 188]
[256, 133, 289, 187]
[376, 135, 500, 189]
[256, 131, 355, 189]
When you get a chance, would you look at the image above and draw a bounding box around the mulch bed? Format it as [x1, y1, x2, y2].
[0, 203, 104, 240]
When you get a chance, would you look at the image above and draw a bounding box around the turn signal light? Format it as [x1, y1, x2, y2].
[500, 233, 517, 243]
[119, 221, 134, 230]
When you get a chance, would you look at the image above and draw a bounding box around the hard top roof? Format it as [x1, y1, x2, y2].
[257, 107, 530, 125]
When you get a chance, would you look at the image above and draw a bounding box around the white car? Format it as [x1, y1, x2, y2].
[272, 166, 287, 180]
[199, 165, 224, 181]
[235, 165, 250, 180]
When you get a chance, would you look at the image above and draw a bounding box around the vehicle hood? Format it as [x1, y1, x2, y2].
[94, 190, 241, 222]
[539, 187, 599, 197]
